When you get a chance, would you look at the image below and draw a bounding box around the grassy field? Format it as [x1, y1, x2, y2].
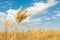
[0, 29, 60, 40]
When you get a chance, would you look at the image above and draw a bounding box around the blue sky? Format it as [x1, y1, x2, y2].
[0, 0, 60, 31]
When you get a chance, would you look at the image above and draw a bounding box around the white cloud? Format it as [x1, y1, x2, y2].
[26, 18, 42, 26]
[45, 18, 50, 20]
[47, 0, 57, 5]
[0, 12, 6, 23]
[22, 17, 42, 24]
[22, 17, 31, 23]
[56, 13, 60, 17]
[0, 10, 17, 31]
[7, 9, 17, 17]
[6, 9, 17, 23]
[52, 16, 56, 19]
[43, 17, 50, 20]
[54, 11, 60, 17]
[31, 18, 42, 22]
[27, 0, 58, 15]
[0, 12, 6, 16]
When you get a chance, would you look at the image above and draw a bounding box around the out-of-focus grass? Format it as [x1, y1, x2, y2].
[0, 29, 60, 40]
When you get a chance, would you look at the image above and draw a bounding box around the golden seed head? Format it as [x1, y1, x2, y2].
[3, 19, 10, 28]
[16, 6, 22, 19]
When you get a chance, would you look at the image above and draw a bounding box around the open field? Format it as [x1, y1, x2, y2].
[0, 30, 60, 40]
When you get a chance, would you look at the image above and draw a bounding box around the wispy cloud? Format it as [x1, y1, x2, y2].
[54, 11, 60, 17]
[56, 12, 60, 17]
[0, 12, 6, 23]
[27, 0, 58, 15]
[45, 17, 50, 20]
[6, 9, 17, 23]
[52, 16, 56, 19]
